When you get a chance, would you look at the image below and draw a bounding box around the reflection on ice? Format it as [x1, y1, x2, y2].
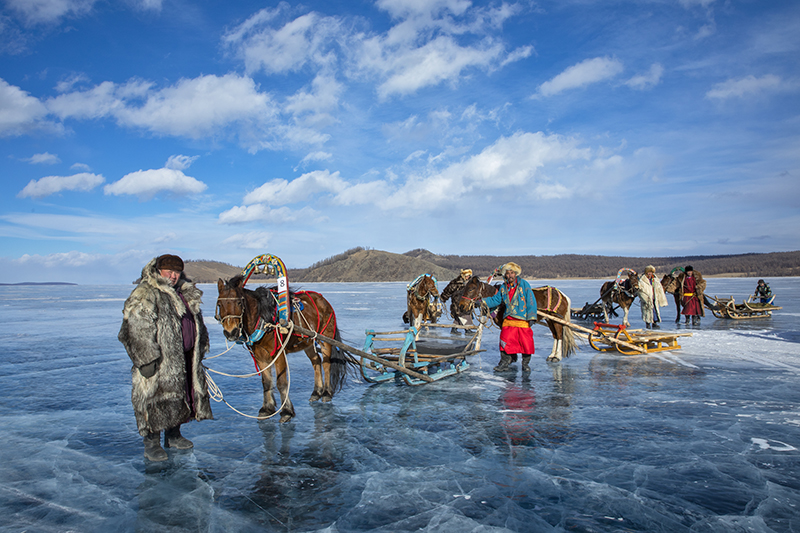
[0, 279, 799, 531]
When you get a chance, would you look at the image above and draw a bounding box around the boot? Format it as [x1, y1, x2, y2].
[652, 322, 660, 329]
[692, 316, 700, 326]
[493, 352, 512, 372]
[521, 355, 531, 372]
[684, 316, 690, 325]
[450, 327, 461, 335]
[143, 432, 167, 462]
[645, 323, 651, 329]
[164, 426, 193, 449]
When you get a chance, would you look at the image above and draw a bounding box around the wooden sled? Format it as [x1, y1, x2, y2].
[361, 321, 485, 385]
[588, 322, 692, 355]
[709, 295, 781, 319]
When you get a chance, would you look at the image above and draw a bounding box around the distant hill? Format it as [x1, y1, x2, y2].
[182, 249, 800, 284]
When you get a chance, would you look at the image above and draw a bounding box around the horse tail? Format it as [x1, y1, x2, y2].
[560, 293, 577, 358]
[327, 328, 360, 394]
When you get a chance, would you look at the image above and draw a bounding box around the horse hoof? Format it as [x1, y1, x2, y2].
[308, 393, 321, 402]
[320, 394, 333, 403]
[279, 414, 294, 423]
[546, 356, 561, 362]
[258, 407, 277, 418]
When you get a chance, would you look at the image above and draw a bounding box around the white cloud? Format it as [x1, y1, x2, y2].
[5, 0, 98, 25]
[538, 57, 624, 97]
[382, 131, 590, 209]
[679, 0, 716, 8]
[71, 162, 91, 171]
[165, 154, 200, 170]
[376, 0, 471, 20]
[706, 74, 783, 99]
[243, 170, 347, 205]
[500, 45, 534, 67]
[17, 172, 105, 198]
[299, 151, 333, 164]
[0, 78, 52, 136]
[223, 9, 342, 75]
[373, 36, 504, 99]
[221, 231, 273, 250]
[625, 63, 664, 90]
[46, 74, 281, 145]
[25, 152, 61, 164]
[104, 168, 207, 198]
[218, 204, 317, 224]
[17, 250, 99, 267]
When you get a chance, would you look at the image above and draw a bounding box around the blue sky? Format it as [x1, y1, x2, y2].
[1, 0, 798, 284]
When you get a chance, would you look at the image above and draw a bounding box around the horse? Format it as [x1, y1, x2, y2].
[600, 269, 639, 326]
[458, 276, 577, 362]
[403, 274, 441, 332]
[216, 275, 356, 423]
[660, 271, 682, 322]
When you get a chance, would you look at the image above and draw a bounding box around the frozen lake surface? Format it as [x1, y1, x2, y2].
[1, 277, 799, 532]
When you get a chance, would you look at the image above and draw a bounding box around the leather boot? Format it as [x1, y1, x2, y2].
[692, 316, 701, 326]
[164, 426, 193, 449]
[143, 432, 167, 462]
[521, 355, 531, 372]
[493, 352, 512, 372]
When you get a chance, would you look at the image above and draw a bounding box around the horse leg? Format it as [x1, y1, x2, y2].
[622, 305, 630, 327]
[545, 321, 563, 362]
[273, 353, 295, 423]
[602, 298, 610, 323]
[256, 351, 278, 419]
[305, 346, 325, 403]
[674, 293, 681, 323]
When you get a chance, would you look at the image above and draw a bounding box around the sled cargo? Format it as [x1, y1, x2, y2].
[588, 322, 692, 355]
[709, 295, 781, 320]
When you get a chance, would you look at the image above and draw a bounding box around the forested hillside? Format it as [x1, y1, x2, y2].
[183, 249, 800, 283]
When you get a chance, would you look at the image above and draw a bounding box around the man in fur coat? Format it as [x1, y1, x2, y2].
[440, 268, 474, 334]
[118, 254, 213, 461]
[638, 265, 668, 329]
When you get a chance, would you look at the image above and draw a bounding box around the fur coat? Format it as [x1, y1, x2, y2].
[118, 258, 213, 436]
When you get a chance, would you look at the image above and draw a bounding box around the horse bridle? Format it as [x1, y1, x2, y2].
[215, 296, 245, 327]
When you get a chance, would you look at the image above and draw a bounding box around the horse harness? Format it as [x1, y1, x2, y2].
[217, 290, 317, 347]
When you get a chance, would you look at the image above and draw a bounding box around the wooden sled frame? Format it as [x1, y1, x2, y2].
[588, 322, 692, 355]
[361, 321, 485, 385]
[710, 295, 782, 320]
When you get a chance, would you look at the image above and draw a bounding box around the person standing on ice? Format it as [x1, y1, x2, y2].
[118, 254, 213, 462]
[680, 265, 704, 326]
[482, 262, 537, 372]
[638, 265, 668, 329]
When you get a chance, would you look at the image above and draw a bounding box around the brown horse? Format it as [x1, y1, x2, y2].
[459, 276, 577, 362]
[600, 269, 639, 326]
[216, 275, 356, 423]
[403, 274, 441, 332]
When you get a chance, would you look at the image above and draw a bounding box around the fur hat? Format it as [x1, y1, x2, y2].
[501, 262, 522, 275]
[156, 254, 184, 272]
[645, 265, 656, 273]
[684, 265, 694, 273]
[460, 268, 473, 277]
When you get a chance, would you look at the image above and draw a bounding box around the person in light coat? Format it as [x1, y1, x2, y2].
[638, 265, 668, 329]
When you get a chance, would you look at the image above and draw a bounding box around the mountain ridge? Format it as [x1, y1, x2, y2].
[183, 249, 800, 284]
